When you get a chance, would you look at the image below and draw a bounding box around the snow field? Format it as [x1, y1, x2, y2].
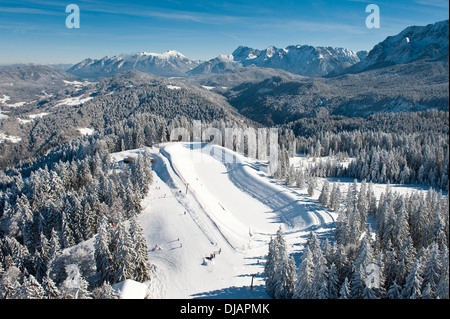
[111, 143, 336, 298]
[110, 142, 434, 298]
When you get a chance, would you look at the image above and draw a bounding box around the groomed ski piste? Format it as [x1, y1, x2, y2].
[109, 142, 432, 299]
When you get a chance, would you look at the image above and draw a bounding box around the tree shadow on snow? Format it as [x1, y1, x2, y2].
[191, 285, 270, 299]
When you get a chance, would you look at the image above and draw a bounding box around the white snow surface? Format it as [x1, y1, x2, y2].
[110, 143, 337, 298]
[0, 132, 22, 143]
[166, 85, 182, 90]
[0, 95, 27, 108]
[0, 95, 10, 104]
[54, 96, 93, 107]
[106, 142, 434, 299]
[113, 280, 148, 299]
[0, 111, 8, 120]
[77, 127, 95, 136]
[7, 102, 27, 108]
[28, 112, 50, 119]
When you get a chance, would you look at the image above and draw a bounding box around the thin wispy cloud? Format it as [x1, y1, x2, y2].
[0, 0, 447, 64]
[266, 19, 368, 35]
[0, 6, 61, 16]
[70, 2, 244, 25]
[414, 0, 449, 8]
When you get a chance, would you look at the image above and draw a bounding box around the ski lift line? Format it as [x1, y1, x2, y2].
[173, 161, 237, 251]
[152, 151, 218, 247]
[160, 147, 238, 251]
[218, 202, 226, 211]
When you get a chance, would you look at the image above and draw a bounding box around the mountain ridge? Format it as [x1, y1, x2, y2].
[67, 50, 199, 78]
[332, 19, 449, 76]
[65, 19, 449, 80]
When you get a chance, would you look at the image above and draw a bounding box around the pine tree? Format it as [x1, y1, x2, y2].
[15, 194, 33, 247]
[346, 180, 364, 243]
[37, 232, 50, 264]
[264, 237, 278, 297]
[17, 274, 45, 299]
[61, 210, 75, 248]
[409, 196, 426, 249]
[294, 246, 314, 299]
[386, 280, 402, 299]
[41, 273, 60, 299]
[114, 223, 136, 283]
[362, 285, 377, 299]
[402, 260, 423, 299]
[421, 283, 434, 299]
[357, 179, 369, 229]
[295, 169, 306, 190]
[354, 235, 377, 292]
[349, 265, 365, 299]
[339, 277, 350, 299]
[327, 263, 340, 299]
[285, 165, 296, 186]
[318, 180, 330, 207]
[125, 181, 142, 218]
[60, 264, 91, 299]
[273, 245, 296, 299]
[33, 250, 47, 283]
[396, 237, 416, 286]
[329, 182, 342, 211]
[307, 176, 316, 197]
[347, 180, 359, 214]
[266, 227, 296, 299]
[94, 215, 113, 285]
[79, 160, 93, 188]
[421, 243, 441, 298]
[366, 182, 377, 216]
[312, 250, 329, 299]
[436, 246, 449, 299]
[335, 206, 350, 246]
[383, 248, 396, 288]
[0, 266, 21, 299]
[392, 202, 410, 251]
[80, 199, 94, 240]
[130, 215, 150, 282]
[48, 228, 61, 263]
[92, 281, 119, 299]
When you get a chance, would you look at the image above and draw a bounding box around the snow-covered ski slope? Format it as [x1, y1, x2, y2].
[111, 142, 434, 298]
[112, 142, 336, 298]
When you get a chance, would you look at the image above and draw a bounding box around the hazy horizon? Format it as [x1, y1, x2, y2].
[0, 0, 448, 65]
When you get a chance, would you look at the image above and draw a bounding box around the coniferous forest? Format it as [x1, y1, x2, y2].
[0, 107, 448, 299]
[0, 13, 448, 301]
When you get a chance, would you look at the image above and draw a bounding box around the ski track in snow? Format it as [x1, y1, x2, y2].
[99, 142, 442, 298]
[113, 143, 338, 299]
[152, 149, 224, 248]
[164, 143, 333, 234]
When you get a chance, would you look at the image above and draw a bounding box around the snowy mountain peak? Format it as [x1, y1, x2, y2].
[341, 19, 449, 74]
[68, 50, 199, 78]
[231, 44, 363, 77]
[217, 54, 235, 62]
[132, 50, 185, 59]
[164, 49, 185, 57]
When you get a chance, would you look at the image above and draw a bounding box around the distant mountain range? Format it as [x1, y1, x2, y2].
[0, 65, 79, 103]
[66, 20, 448, 80]
[0, 19, 448, 169]
[333, 19, 449, 75]
[67, 46, 366, 79]
[68, 50, 199, 78]
[226, 58, 449, 125]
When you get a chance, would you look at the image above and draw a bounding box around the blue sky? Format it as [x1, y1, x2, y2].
[0, 0, 448, 64]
